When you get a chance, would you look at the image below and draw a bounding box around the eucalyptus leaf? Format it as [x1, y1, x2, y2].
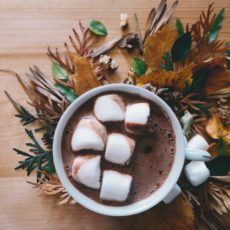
[206, 156, 230, 176]
[54, 83, 77, 103]
[131, 57, 147, 76]
[176, 18, 184, 36]
[88, 20, 107, 36]
[52, 61, 68, 80]
[208, 8, 225, 43]
[171, 32, 192, 62]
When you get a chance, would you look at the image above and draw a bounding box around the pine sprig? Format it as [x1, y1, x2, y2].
[14, 129, 55, 178]
[15, 106, 37, 125]
[5, 91, 37, 125]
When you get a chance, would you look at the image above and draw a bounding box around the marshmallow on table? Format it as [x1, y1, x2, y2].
[72, 155, 101, 189]
[94, 94, 125, 122]
[187, 134, 209, 151]
[71, 116, 107, 151]
[125, 103, 151, 134]
[185, 134, 211, 161]
[105, 133, 135, 165]
[185, 148, 211, 161]
[100, 170, 132, 202]
[184, 161, 210, 186]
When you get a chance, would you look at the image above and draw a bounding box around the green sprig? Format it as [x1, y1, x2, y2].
[14, 129, 55, 178]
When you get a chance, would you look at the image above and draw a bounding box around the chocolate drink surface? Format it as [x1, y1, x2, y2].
[62, 92, 175, 205]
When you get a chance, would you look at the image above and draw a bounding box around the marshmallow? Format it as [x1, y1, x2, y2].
[185, 148, 211, 161]
[184, 161, 210, 186]
[71, 155, 101, 189]
[125, 103, 151, 134]
[105, 133, 135, 165]
[94, 94, 125, 122]
[71, 117, 107, 151]
[100, 170, 132, 202]
[163, 184, 181, 204]
[187, 134, 209, 151]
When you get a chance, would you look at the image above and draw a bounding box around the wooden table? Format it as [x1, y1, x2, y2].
[0, 0, 229, 229]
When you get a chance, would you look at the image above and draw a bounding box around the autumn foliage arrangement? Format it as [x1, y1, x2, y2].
[1, 0, 230, 229]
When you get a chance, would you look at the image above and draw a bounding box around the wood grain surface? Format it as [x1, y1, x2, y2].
[0, 0, 229, 229]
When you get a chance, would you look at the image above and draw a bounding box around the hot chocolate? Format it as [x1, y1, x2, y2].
[61, 92, 175, 205]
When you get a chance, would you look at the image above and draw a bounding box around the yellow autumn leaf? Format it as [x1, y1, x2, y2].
[71, 54, 101, 95]
[144, 25, 178, 70]
[137, 64, 194, 91]
[206, 113, 230, 144]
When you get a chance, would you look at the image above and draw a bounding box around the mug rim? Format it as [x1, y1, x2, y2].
[53, 84, 185, 216]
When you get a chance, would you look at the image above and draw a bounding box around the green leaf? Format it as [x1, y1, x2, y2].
[88, 20, 107, 36]
[161, 52, 173, 71]
[176, 18, 184, 36]
[209, 8, 225, 43]
[171, 32, 192, 62]
[216, 137, 228, 156]
[206, 156, 230, 176]
[52, 61, 68, 80]
[54, 83, 77, 103]
[131, 57, 147, 76]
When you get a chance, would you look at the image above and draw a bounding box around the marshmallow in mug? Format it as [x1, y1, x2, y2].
[125, 102, 151, 134]
[105, 133, 135, 165]
[71, 116, 107, 151]
[94, 94, 125, 122]
[71, 155, 101, 189]
[184, 161, 210, 186]
[100, 170, 133, 202]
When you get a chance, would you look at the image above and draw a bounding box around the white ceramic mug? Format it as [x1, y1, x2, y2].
[53, 84, 185, 216]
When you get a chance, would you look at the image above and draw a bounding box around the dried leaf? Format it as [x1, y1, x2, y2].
[204, 67, 230, 95]
[171, 32, 192, 62]
[52, 61, 68, 80]
[90, 34, 129, 58]
[206, 113, 230, 143]
[131, 57, 147, 76]
[208, 140, 229, 158]
[54, 83, 78, 103]
[71, 54, 101, 95]
[209, 8, 225, 43]
[208, 143, 219, 158]
[144, 25, 178, 70]
[176, 18, 184, 36]
[154, 0, 179, 32]
[88, 20, 107, 36]
[138, 64, 194, 91]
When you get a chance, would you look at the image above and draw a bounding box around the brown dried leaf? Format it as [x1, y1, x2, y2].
[204, 67, 230, 95]
[71, 54, 101, 95]
[138, 64, 194, 91]
[208, 143, 219, 158]
[206, 113, 230, 143]
[144, 25, 178, 70]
